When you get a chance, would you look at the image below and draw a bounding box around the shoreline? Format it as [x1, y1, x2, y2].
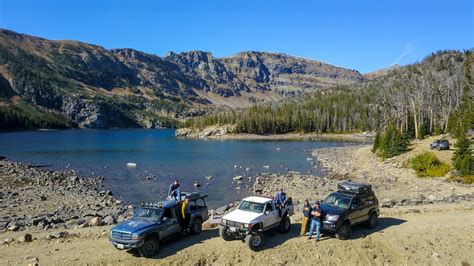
[178, 131, 374, 142]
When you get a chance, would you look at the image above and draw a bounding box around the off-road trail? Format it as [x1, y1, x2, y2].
[1, 203, 473, 265]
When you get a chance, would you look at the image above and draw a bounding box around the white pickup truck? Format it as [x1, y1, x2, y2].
[219, 196, 294, 251]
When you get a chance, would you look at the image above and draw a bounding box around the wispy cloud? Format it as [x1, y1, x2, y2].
[392, 42, 415, 66]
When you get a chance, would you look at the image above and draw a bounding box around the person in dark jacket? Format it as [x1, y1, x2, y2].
[275, 188, 287, 217]
[168, 179, 181, 200]
[308, 202, 321, 241]
[300, 199, 312, 236]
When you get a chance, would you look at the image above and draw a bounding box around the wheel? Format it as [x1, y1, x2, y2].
[219, 226, 233, 241]
[278, 216, 291, 233]
[190, 218, 203, 235]
[138, 237, 160, 258]
[245, 233, 264, 251]
[335, 222, 351, 240]
[366, 213, 378, 229]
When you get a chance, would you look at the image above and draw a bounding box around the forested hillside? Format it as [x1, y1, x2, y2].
[183, 50, 474, 137]
[0, 28, 366, 129]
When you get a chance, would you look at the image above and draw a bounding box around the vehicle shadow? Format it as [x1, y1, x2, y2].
[126, 229, 219, 259]
[259, 223, 302, 251]
[349, 217, 406, 239]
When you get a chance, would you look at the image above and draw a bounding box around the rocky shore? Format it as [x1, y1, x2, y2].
[0, 159, 132, 235]
[176, 125, 375, 141]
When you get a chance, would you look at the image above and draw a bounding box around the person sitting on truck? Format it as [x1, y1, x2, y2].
[300, 199, 312, 236]
[308, 201, 321, 241]
[168, 179, 181, 200]
[276, 188, 287, 217]
[180, 197, 191, 233]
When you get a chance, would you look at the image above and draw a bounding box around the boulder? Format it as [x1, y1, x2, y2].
[102, 215, 115, 225]
[87, 217, 102, 226]
[18, 233, 33, 243]
[381, 198, 395, 208]
[3, 238, 14, 245]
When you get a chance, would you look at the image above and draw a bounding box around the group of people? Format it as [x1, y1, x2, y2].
[300, 199, 321, 241]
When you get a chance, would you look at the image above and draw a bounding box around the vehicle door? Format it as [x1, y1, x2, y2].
[349, 198, 364, 224]
[192, 198, 209, 221]
[160, 207, 182, 239]
[263, 202, 278, 228]
[358, 195, 371, 222]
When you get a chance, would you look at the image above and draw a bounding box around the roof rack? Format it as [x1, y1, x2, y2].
[337, 182, 372, 194]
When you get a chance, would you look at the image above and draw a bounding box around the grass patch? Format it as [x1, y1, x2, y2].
[449, 175, 474, 184]
[410, 152, 450, 178]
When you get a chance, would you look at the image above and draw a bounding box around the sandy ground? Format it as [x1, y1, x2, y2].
[1, 203, 473, 265]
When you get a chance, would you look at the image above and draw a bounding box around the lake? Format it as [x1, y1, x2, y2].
[0, 129, 362, 208]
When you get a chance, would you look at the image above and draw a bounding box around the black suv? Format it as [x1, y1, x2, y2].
[321, 182, 379, 240]
[430, 139, 450, 150]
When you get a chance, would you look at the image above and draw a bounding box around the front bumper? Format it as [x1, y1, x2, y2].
[220, 224, 251, 238]
[109, 237, 144, 249]
[321, 220, 341, 232]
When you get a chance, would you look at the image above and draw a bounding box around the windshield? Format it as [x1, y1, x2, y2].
[238, 201, 265, 213]
[133, 208, 163, 220]
[323, 194, 352, 210]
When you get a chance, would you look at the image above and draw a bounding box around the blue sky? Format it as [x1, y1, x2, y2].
[0, 0, 472, 73]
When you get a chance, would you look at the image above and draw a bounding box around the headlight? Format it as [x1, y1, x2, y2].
[131, 233, 143, 240]
[243, 223, 253, 228]
[222, 219, 227, 225]
[325, 214, 339, 222]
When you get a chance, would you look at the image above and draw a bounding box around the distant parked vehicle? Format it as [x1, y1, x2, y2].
[430, 139, 450, 150]
[109, 192, 209, 258]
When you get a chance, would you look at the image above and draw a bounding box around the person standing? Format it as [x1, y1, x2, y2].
[276, 188, 287, 217]
[168, 179, 181, 200]
[300, 199, 312, 236]
[181, 197, 191, 232]
[253, 177, 264, 194]
[308, 201, 321, 241]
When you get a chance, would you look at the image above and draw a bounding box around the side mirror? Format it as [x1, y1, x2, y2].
[265, 211, 270, 215]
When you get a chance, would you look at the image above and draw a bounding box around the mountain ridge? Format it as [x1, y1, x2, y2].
[0, 28, 365, 129]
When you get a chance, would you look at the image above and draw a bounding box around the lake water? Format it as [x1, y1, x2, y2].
[0, 129, 362, 208]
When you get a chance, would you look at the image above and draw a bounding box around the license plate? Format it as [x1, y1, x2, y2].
[116, 244, 124, 249]
[229, 226, 237, 232]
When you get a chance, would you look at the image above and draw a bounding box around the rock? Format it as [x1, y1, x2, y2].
[233, 176, 243, 181]
[381, 198, 395, 208]
[431, 252, 440, 258]
[428, 194, 437, 201]
[406, 209, 421, 214]
[3, 238, 14, 245]
[87, 217, 102, 226]
[245, 167, 251, 171]
[8, 224, 19, 231]
[55, 231, 69, 238]
[102, 215, 115, 225]
[18, 233, 33, 242]
[25, 256, 39, 265]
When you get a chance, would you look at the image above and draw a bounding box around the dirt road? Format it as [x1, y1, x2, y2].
[1, 203, 473, 265]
